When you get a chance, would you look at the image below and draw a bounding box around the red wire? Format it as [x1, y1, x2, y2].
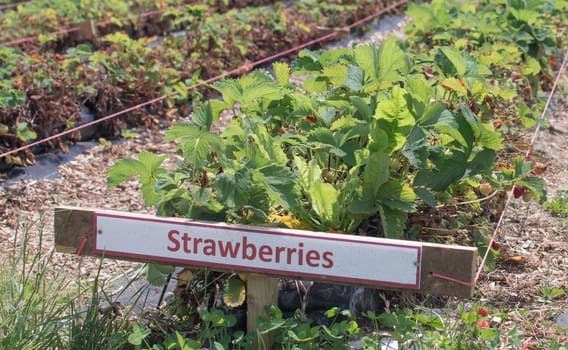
[432, 49, 568, 288]
[76, 235, 89, 256]
[0, 0, 410, 160]
[0, 26, 80, 47]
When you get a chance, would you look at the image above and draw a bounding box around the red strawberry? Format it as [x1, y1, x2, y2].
[476, 307, 489, 317]
[475, 319, 490, 329]
[490, 241, 501, 250]
[513, 185, 524, 199]
[304, 115, 317, 123]
[493, 119, 503, 129]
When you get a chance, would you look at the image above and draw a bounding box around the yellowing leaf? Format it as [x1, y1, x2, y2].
[441, 78, 468, 97]
[269, 213, 312, 230]
[223, 277, 246, 308]
[176, 268, 193, 287]
[505, 255, 525, 263]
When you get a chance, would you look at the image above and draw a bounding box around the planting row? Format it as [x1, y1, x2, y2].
[0, 0, 398, 52]
[0, 0, 278, 47]
[0, 0, 406, 169]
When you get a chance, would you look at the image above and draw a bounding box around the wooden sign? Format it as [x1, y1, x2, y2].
[95, 211, 421, 289]
[55, 207, 477, 298]
[55, 206, 477, 346]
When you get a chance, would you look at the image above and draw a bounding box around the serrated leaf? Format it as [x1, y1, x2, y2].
[377, 36, 407, 84]
[467, 149, 496, 176]
[520, 57, 541, 76]
[354, 37, 405, 90]
[377, 181, 416, 212]
[107, 158, 147, 188]
[354, 44, 380, 84]
[165, 122, 200, 141]
[273, 62, 290, 85]
[406, 75, 431, 110]
[308, 127, 336, 149]
[223, 277, 246, 307]
[414, 188, 437, 207]
[16, 122, 37, 142]
[241, 80, 283, 106]
[323, 64, 349, 86]
[476, 126, 504, 151]
[374, 86, 414, 128]
[107, 152, 167, 204]
[294, 155, 319, 189]
[167, 123, 222, 170]
[145, 263, 175, 286]
[373, 86, 415, 151]
[138, 151, 168, 175]
[191, 99, 225, 131]
[128, 323, 151, 346]
[378, 205, 406, 239]
[414, 156, 468, 192]
[214, 169, 252, 208]
[252, 125, 288, 165]
[212, 79, 242, 107]
[253, 163, 299, 209]
[403, 127, 429, 168]
[350, 95, 372, 120]
[303, 76, 328, 92]
[183, 133, 221, 169]
[344, 65, 365, 91]
[517, 176, 547, 203]
[435, 47, 467, 77]
[310, 181, 340, 226]
[493, 86, 517, 99]
[364, 151, 390, 196]
[172, 81, 188, 99]
[512, 156, 534, 179]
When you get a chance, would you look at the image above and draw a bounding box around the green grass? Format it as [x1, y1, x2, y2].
[0, 218, 131, 350]
[0, 220, 70, 349]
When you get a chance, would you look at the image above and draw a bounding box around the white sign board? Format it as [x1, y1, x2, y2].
[94, 212, 421, 289]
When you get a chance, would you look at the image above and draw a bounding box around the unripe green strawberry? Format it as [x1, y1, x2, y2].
[479, 183, 492, 196]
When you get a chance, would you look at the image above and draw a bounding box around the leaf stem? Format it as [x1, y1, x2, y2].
[446, 189, 502, 207]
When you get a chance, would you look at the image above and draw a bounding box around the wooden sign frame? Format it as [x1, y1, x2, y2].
[54, 206, 477, 339]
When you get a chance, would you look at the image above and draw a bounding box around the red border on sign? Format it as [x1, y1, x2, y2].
[93, 211, 421, 289]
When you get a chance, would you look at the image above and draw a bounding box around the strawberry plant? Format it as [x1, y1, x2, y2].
[109, 36, 507, 240]
[99, 0, 568, 344]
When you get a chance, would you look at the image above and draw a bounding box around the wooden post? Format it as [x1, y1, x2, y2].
[69, 20, 97, 44]
[247, 275, 278, 349]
